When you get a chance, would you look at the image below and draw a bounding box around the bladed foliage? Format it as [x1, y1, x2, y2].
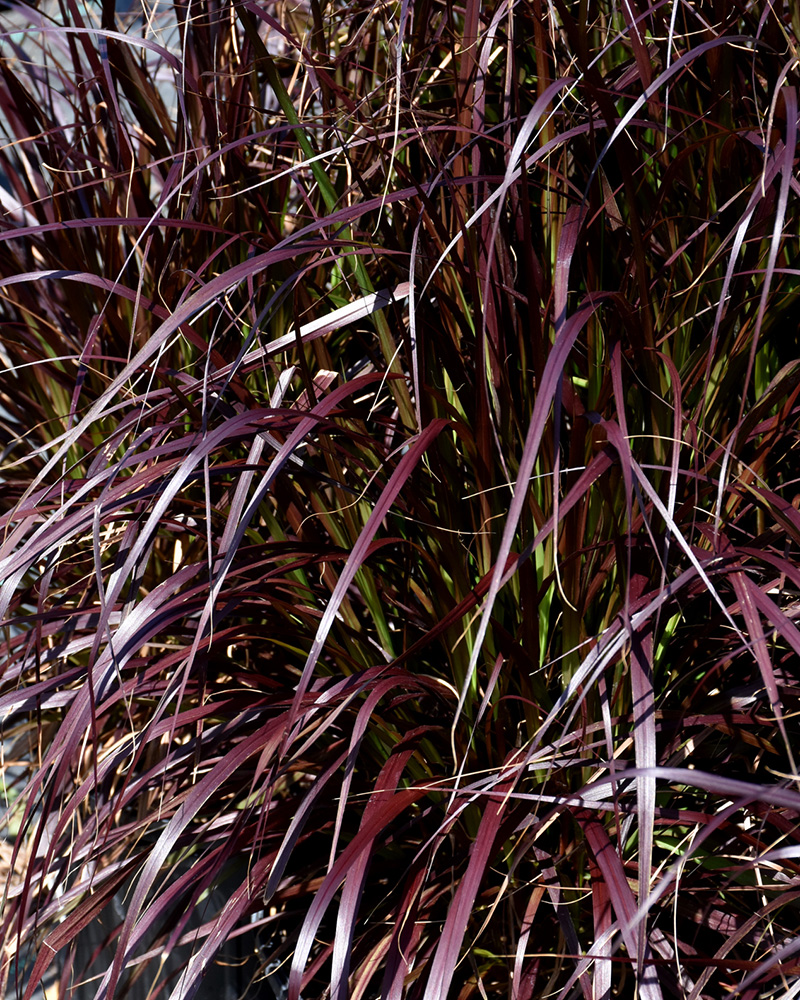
[1, 0, 800, 998]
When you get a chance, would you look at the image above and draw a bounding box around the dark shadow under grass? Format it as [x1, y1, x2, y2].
[2, 0, 800, 998]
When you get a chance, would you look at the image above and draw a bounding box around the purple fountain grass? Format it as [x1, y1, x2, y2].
[2, 0, 800, 998]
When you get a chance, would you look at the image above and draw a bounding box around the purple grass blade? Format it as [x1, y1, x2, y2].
[20, 860, 138, 1000]
[734, 87, 797, 430]
[330, 745, 418, 1000]
[98, 722, 286, 1000]
[281, 419, 449, 753]
[421, 774, 516, 1000]
[287, 788, 427, 1000]
[452, 295, 609, 734]
[511, 887, 545, 1000]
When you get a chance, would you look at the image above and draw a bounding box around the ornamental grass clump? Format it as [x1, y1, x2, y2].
[2, 0, 800, 997]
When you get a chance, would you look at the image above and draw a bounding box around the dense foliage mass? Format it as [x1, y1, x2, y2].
[2, 0, 800, 997]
